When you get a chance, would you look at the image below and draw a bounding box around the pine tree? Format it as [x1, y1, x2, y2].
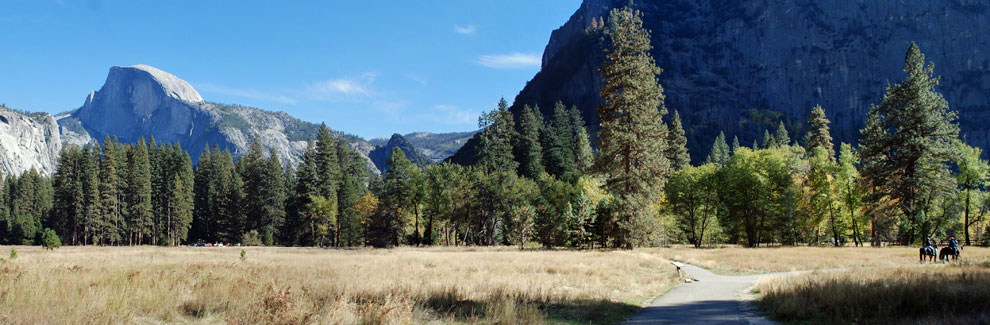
[336, 139, 366, 246]
[315, 124, 340, 198]
[570, 106, 594, 175]
[805, 105, 835, 158]
[762, 129, 776, 149]
[544, 101, 576, 179]
[192, 146, 213, 242]
[291, 141, 321, 245]
[774, 122, 790, 147]
[239, 135, 268, 239]
[376, 148, 416, 247]
[52, 146, 82, 244]
[80, 145, 101, 245]
[124, 138, 153, 245]
[98, 136, 121, 245]
[858, 42, 961, 245]
[595, 6, 670, 248]
[665, 110, 690, 171]
[515, 104, 545, 179]
[477, 98, 518, 175]
[731, 136, 741, 155]
[705, 132, 730, 168]
[261, 149, 287, 246]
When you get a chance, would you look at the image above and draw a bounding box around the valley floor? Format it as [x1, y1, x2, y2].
[1, 245, 987, 324]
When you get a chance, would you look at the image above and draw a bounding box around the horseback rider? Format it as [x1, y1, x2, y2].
[948, 236, 960, 255]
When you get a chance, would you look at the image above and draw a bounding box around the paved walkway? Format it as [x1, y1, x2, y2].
[624, 263, 782, 324]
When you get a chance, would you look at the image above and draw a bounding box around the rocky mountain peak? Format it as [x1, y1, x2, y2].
[112, 64, 203, 104]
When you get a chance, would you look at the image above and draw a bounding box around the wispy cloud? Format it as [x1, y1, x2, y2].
[477, 53, 541, 69]
[196, 83, 297, 105]
[305, 74, 377, 101]
[404, 73, 428, 87]
[426, 104, 477, 125]
[453, 24, 477, 35]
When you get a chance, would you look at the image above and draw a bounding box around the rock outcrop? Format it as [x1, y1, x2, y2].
[0, 107, 61, 176]
[459, 0, 990, 162]
[368, 133, 433, 172]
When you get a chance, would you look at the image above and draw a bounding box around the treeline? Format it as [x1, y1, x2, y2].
[2, 7, 987, 248]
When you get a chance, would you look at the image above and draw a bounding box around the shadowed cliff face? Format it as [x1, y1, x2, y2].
[501, 0, 990, 162]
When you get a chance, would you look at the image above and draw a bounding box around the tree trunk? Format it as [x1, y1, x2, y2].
[414, 204, 420, 247]
[965, 186, 972, 246]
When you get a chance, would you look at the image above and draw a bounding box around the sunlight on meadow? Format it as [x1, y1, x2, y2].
[0, 246, 677, 324]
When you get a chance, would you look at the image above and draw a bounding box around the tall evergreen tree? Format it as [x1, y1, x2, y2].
[239, 135, 268, 240]
[124, 138, 154, 245]
[98, 136, 121, 245]
[731, 136, 741, 155]
[477, 98, 518, 175]
[336, 139, 367, 246]
[375, 147, 416, 247]
[594, 6, 670, 248]
[514, 104, 545, 179]
[805, 105, 835, 158]
[315, 124, 340, 198]
[290, 141, 322, 245]
[705, 132, 730, 168]
[665, 110, 690, 171]
[858, 42, 960, 245]
[569, 105, 594, 175]
[774, 121, 790, 147]
[544, 101, 576, 179]
[191, 146, 214, 242]
[261, 149, 287, 246]
[762, 129, 776, 149]
[80, 145, 101, 245]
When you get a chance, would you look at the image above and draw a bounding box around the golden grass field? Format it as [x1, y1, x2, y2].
[649, 245, 990, 274]
[0, 246, 679, 324]
[2, 245, 989, 324]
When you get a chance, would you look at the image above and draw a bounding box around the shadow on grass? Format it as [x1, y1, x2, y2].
[624, 300, 754, 324]
[420, 293, 640, 324]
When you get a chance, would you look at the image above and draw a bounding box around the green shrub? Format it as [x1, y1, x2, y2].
[240, 249, 247, 262]
[9, 249, 16, 259]
[41, 228, 61, 250]
[241, 230, 262, 246]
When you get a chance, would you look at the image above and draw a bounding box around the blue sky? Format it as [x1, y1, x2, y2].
[0, 1, 581, 139]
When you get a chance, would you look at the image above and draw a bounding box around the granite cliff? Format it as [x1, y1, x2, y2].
[457, 0, 990, 162]
[0, 106, 62, 176]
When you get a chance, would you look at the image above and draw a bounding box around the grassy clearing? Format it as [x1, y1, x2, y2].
[754, 260, 990, 324]
[646, 245, 990, 274]
[0, 246, 677, 324]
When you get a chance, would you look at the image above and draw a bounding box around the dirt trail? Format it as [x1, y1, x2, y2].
[624, 263, 783, 324]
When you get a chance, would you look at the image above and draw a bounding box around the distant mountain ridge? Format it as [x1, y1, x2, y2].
[371, 130, 478, 162]
[368, 133, 434, 172]
[0, 65, 472, 176]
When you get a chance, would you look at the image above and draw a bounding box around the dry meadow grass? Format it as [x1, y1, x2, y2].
[0, 246, 678, 324]
[754, 260, 990, 324]
[647, 245, 990, 274]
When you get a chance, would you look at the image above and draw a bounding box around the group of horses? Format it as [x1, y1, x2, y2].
[919, 243, 961, 263]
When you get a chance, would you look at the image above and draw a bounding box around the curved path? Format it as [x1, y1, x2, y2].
[624, 263, 783, 324]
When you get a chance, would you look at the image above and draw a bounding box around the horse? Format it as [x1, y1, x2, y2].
[920, 244, 938, 263]
[939, 246, 960, 262]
